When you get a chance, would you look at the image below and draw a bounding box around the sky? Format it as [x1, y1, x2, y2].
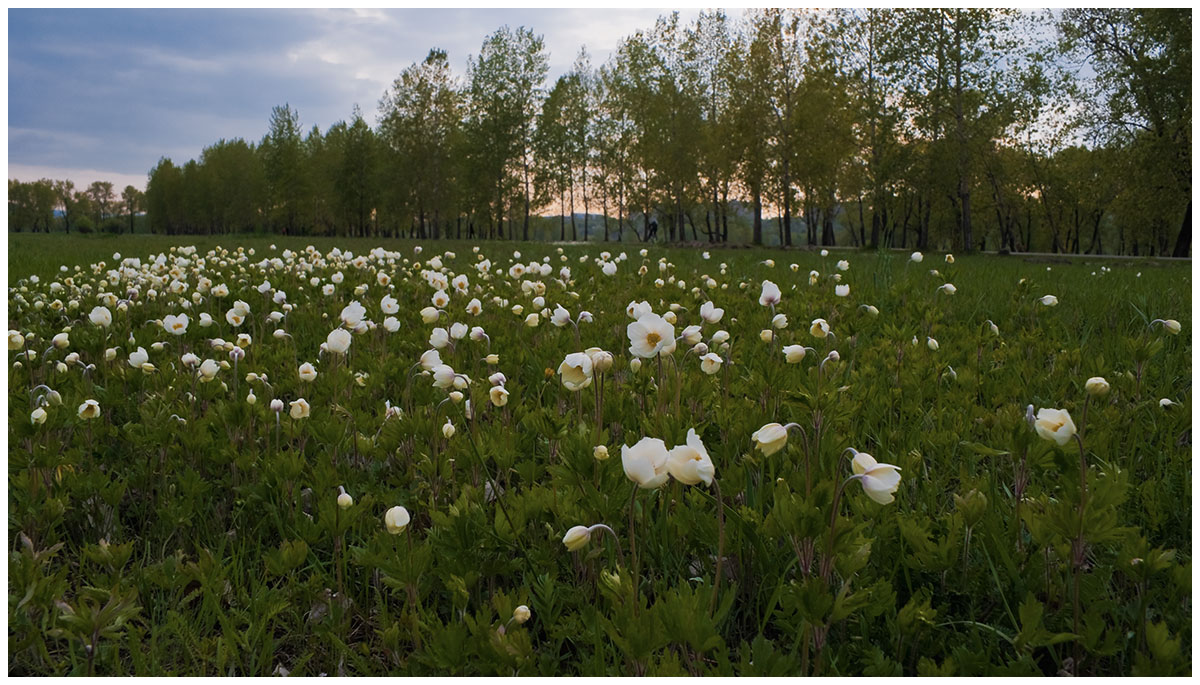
[8, 8, 704, 191]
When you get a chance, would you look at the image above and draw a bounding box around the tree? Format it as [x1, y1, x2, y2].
[464, 26, 549, 241]
[121, 185, 143, 234]
[379, 48, 462, 239]
[563, 48, 595, 241]
[86, 181, 115, 224]
[749, 9, 805, 246]
[534, 74, 575, 240]
[200, 138, 266, 234]
[331, 106, 379, 237]
[727, 18, 774, 245]
[887, 9, 1024, 252]
[261, 103, 306, 234]
[1059, 9, 1191, 256]
[686, 10, 737, 242]
[53, 179, 77, 233]
[145, 157, 184, 234]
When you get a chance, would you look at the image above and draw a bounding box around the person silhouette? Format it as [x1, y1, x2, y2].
[647, 219, 658, 242]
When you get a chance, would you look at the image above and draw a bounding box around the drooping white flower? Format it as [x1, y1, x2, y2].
[431, 364, 457, 389]
[783, 345, 807, 363]
[419, 349, 442, 371]
[851, 452, 903, 504]
[562, 525, 591, 551]
[759, 280, 781, 307]
[751, 423, 789, 456]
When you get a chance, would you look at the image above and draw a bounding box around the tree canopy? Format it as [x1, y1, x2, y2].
[9, 10, 1191, 256]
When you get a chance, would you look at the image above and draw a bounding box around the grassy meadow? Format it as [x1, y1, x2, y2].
[6, 233, 1191, 675]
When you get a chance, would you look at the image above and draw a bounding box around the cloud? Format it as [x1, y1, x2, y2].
[7, 8, 703, 187]
[8, 163, 149, 192]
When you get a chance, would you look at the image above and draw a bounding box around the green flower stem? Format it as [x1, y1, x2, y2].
[821, 475, 859, 583]
[628, 484, 640, 617]
[709, 478, 726, 616]
[460, 404, 518, 538]
[1071, 432, 1089, 675]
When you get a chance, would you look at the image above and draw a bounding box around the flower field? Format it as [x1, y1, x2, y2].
[7, 236, 1191, 676]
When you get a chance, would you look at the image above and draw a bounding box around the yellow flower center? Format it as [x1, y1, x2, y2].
[646, 332, 661, 346]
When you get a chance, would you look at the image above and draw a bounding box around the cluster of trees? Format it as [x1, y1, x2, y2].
[8, 179, 144, 235]
[10, 9, 1190, 255]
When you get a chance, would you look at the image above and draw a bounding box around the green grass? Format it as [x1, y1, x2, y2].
[7, 233, 1191, 675]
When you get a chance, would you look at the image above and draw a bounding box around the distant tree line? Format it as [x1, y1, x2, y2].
[8, 179, 144, 236]
[9, 9, 1190, 255]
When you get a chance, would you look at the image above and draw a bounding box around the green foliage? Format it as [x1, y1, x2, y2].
[6, 237, 1191, 675]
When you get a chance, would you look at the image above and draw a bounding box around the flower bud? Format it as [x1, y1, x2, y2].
[384, 505, 410, 534]
[512, 605, 531, 624]
[594, 445, 609, 461]
[562, 525, 591, 551]
[442, 419, 455, 439]
[1084, 376, 1109, 396]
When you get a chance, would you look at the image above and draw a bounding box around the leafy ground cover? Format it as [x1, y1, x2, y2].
[7, 236, 1190, 675]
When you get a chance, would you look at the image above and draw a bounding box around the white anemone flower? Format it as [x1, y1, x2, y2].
[627, 313, 675, 359]
[557, 352, 594, 391]
[850, 452, 903, 505]
[667, 429, 715, 486]
[622, 437, 671, 489]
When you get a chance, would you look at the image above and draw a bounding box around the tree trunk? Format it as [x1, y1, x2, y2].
[582, 170, 589, 242]
[1172, 200, 1191, 257]
[752, 184, 763, 246]
[570, 183, 577, 241]
[523, 154, 531, 241]
[720, 186, 729, 243]
[781, 160, 792, 246]
[602, 193, 610, 242]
